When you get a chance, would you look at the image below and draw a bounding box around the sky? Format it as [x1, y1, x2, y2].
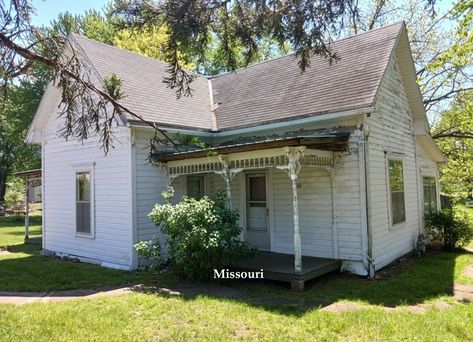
[30, 0, 110, 27]
[29, 0, 455, 28]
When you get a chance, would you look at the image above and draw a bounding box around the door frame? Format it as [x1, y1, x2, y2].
[243, 170, 272, 251]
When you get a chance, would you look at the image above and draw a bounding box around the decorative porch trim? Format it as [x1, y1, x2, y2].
[166, 153, 334, 178]
[160, 146, 338, 276]
[214, 155, 243, 209]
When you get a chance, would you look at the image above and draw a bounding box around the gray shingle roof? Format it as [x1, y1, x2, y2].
[212, 22, 403, 130]
[71, 22, 403, 132]
[71, 34, 213, 130]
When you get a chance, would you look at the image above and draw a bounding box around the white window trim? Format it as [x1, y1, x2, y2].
[386, 155, 406, 229]
[73, 163, 95, 239]
[421, 175, 438, 215]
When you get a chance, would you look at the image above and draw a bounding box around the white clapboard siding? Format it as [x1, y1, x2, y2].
[366, 53, 420, 270]
[271, 168, 334, 258]
[332, 148, 363, 261]
[42, 107, 133, 270]
[133, 128, 179, 252]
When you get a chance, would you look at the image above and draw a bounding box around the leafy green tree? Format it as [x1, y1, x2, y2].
[1, 0, 438, 154]
[0, 64, 47, 202]
[49, 10, 119, 44]
[433, 92, 473, 198]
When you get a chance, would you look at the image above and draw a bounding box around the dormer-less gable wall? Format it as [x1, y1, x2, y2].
[365, 52, 421, 269]
[41, 102, 134, 269]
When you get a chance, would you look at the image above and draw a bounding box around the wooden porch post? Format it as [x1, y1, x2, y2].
[216, 156, 242, 210]
[24, 178, 29, 241]
[284, 147, 304, 275]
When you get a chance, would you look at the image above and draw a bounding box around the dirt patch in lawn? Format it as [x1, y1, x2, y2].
[320, 300, 455, 314]
[373, 252, 419, 280]
[454, 284, 473, 302]
[320, 302, 365, 313]
[321, 284, 473, 314]
[0, 286, 133, 305]
[463, 266, 473, 278]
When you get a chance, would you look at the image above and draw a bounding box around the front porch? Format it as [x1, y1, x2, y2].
[153, 127, 361, 290]
[235, 251, 342, 285]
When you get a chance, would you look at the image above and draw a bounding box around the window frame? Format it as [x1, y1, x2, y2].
[73, 164, 95, 239]
[186, 174, 206, 199]
[386, 156, 406, 228]
[422, 176, 438, 217]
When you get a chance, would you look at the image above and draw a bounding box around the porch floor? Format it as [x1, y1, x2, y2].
[234, 251, 341, 282]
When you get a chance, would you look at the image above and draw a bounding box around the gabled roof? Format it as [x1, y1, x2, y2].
[71, 34, 213, 131]
[68, 22, 403, 132]
[212, 22, 403, 130]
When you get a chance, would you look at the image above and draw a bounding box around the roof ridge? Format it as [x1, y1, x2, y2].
[330, 20, 404, 44]
[210, 21, 404, 79]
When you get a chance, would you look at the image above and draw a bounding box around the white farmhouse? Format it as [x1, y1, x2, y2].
[26, 22, 445, 288]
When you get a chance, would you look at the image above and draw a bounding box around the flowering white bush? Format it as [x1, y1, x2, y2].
[148, 187, 252, 280]
[133, 237, 161, 270]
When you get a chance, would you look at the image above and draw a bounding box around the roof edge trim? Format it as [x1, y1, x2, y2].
[129, 106, 374, 137]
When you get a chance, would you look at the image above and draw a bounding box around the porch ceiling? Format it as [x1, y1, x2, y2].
[153, 128, 353, 163]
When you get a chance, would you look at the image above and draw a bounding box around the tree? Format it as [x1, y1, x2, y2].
[336, 0, 473, 122]
[1, 0, 438, 156]
[48, 10, 119, 44]
[113, 25, 196, 71]
[433, 92, 473, 198]
[0, 64, 46, 202]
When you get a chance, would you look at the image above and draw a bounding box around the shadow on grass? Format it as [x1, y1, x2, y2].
[6, 243, 41, 254]
[1, 239, 469, 316]
[0, 216, 42, 227]
[0, 243, 153, 292]
[130, 250, 469, 316]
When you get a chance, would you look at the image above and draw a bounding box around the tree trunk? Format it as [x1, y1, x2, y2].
[0, 168, 7, 203]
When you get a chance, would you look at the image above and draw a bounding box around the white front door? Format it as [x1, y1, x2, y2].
[246, 173, 269, 249]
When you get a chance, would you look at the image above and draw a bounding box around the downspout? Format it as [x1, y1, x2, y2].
[357, 125, 370, 276]
[412, 131, 422, 235]
[363, 125, 375, 277]
[41, 141, 46, 249]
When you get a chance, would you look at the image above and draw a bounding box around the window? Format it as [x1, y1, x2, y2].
[76, 171, 93, 235]
[423, 177, 437, 216]
[388, 159, 406, 225]
[187, 175, 205, 199]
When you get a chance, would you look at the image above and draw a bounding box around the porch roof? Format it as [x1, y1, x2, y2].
[153, 129, 352, 163]
[13, 169, 41, 180]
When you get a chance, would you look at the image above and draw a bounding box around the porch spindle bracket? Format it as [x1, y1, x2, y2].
[215, 155, 243, 210]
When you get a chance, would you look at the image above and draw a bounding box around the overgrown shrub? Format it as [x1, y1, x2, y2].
[426, 207, 473, 250]
[147, 187, 252, 281]
[133, 237, 162, 271]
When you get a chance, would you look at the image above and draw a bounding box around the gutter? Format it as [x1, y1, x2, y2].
[129, 106, 374, 138]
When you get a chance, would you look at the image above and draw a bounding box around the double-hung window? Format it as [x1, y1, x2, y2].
[388, 159, 406, 225]
[76, 170, 94, 236]
[423, 177, 438, 216]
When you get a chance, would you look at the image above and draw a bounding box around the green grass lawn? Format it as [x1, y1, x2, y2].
[1, 215, 473, 341]
[1, 251, 473, 341]
[0, 212, 42, 248]
[0, 214, 153, 292]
